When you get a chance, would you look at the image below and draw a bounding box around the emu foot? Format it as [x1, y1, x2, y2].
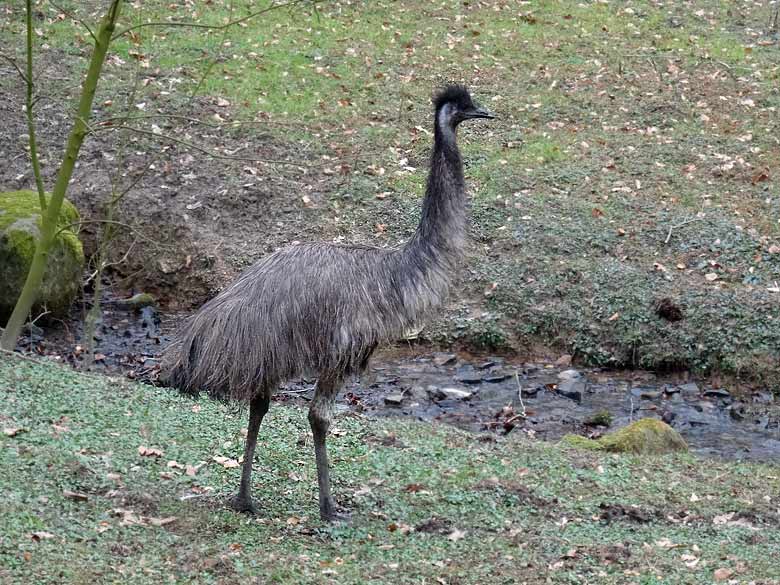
[229, 494, 258, 515]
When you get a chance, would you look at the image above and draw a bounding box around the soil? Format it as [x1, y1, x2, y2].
[0, 53, 336, 310]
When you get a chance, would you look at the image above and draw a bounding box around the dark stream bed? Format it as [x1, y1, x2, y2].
[15, 296, 780, 463]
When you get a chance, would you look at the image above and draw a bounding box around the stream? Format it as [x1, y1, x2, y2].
[15, 295, 780, 463]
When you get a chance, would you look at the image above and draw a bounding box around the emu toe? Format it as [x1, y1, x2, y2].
[229, 494, 258, 515]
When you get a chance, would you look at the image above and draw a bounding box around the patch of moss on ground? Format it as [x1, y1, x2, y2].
[562, 419, 688, 455]
[1, 355, 779, 584]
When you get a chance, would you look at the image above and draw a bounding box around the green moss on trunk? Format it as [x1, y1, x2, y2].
[0, 190, 84, 319]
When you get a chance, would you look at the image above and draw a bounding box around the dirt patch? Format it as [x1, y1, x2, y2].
[0, 58, 336, 310]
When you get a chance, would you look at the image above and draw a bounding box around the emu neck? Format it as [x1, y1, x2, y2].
[404, 112, 467, 265]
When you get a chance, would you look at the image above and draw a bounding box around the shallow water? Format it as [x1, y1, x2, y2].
[23, 297, 780, 462]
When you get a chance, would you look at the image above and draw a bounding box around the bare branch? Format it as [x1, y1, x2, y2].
[0, 52, 28, 83]
[48, 0, 98, 44]
[26, 0, 47, 210]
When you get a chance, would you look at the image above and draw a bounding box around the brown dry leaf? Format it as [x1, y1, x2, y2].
[167, 460, 185, 469]
[403, 483, 426, 493]
[607, 312, 620, 322]
[768, 245, 780, 255]
[704, 273, 718, 282]
[213, 455, 240, 469]
[713, 568, 733, 581]
[3, 427, 23, 437]
[31, 531, 54, 541]
[447, 529, 466, 542]
[138, 446, 164, 457]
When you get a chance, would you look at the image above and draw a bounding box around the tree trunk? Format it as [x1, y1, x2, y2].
[1, 1, 123, 351]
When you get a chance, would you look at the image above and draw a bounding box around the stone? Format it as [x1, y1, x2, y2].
[703, 388, 731, 399]
[432, 353, 457, 367]
[435, 387, 472, 401]
[482, 372, 510, 383]
[0, 190, 84, 319]
[639, 391, 662, 400]
[752, 391, 774, 404]
[454, 369, 482, 385]
[678, 383, 700, 397]
[561, 418, 687, 455]
[557, 369, 581, 381]
[384, 393, 405, 406]
[558, 379, 585, 403]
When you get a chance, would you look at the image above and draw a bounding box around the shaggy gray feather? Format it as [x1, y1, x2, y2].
[162, 87, 475, 404]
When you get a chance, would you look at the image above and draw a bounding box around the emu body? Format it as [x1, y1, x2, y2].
[162, 85, 493, 521]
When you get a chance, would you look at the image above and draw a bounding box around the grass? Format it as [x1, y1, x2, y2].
[1, 354, 780, 584]
[2, 1, 780, 383]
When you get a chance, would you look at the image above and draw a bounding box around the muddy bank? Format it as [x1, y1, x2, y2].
[14, 291, 780, 463]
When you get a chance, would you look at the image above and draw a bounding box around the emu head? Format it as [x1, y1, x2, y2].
[433, 85, 495, 129]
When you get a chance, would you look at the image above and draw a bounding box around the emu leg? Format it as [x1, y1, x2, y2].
[308, 375, 348, 522]
[230, 392, 270, 514]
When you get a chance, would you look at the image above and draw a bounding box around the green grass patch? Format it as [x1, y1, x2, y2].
[1, 355, 780, 583]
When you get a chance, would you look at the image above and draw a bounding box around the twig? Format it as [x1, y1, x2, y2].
[0, 347, 48, 365]
[0, 52, 28, 83]
[25, 0, 47, 211]
[515, 371, 526, 418]
[48, 0, 98, 44]
[111, 0, 310, 40]
[665, 216, 702, 244]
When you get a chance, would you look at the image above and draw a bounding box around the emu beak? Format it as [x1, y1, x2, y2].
[467, 105, 496, 120]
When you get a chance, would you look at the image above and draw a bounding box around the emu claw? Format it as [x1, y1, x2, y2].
[229, 494, 258, 515]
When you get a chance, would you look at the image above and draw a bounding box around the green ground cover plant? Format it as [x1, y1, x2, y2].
[1, 0, 779, 381]
[1, 355, 779, 584]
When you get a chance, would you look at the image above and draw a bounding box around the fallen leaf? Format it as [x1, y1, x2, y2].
[447, 529, 466, 542]
[404, 483, 426, 493]
[213, 455, 240, 468]
[3, 427, 23, 437]
[138, 446, 164, 457]
[704, 273, 718, 282]
[714, 568, 733, 581]
[31, 531, 54, 541]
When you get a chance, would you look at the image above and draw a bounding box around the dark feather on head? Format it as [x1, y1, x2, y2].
[433, 84, 473, 111]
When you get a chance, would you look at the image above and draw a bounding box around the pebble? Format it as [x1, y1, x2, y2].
[557, 379, 585, 403]
[384, 393, 405, 406]
[483, 372, 510, 383]
[432, 353, 457, 367]
[704, 388, 731, 399]
[678, 383, 701, 397]
[557, 369, 581, 381]
[436, 387, 473, 401]
[454, 370, 483, 385]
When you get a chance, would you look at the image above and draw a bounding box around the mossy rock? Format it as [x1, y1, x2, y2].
[561, 418, 688, 455]
[0, 190, 84, 320]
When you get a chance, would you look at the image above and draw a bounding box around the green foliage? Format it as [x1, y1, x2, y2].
[1, 356, 778, 584]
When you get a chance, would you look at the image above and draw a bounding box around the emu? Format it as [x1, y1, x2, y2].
[162, 85, 494, 522]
